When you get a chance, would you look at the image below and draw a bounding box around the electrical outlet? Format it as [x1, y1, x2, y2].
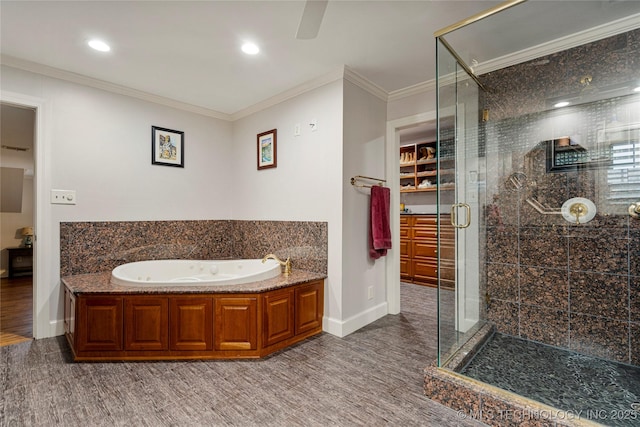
[51, 189, 76, 205]
[367, 286, 374, 300]
[294, 123, 301, 136]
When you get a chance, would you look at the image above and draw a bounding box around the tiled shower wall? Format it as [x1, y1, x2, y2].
[60, 220, 327, 277]
[480, 29, 640, 365]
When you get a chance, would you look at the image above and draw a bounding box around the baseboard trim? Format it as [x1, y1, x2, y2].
[323, 302, 388, 338]
[50, 319, 65, 337]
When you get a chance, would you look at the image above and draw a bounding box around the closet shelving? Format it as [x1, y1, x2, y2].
[400, 142, 454, 193]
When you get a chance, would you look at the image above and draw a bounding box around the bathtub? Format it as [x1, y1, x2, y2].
[110, 259, 281, 287]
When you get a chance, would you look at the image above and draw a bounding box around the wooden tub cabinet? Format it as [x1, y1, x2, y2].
[63, 278, 324, 361]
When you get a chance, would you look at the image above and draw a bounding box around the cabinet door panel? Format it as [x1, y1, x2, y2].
[400, 239, 410, 257]
[412, 240, 455, 260]
[400, 257, 411, 279]
[413, 216, 438, 226]
[77, 297, 123, 351]
[124, 297, 169, 351]
[295, 281, 323, 335]
[412, 227, 437, 240]
[170, 297, 213, 351]
[263, 289, 294, 347]
[214, 297, 257, 351]
[412, 260, 438, 286]
[412, 260, 456, 286]
[412, 240, 437, 259]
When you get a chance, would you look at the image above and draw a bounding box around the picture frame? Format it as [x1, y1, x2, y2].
[257, 129, 277, 170]
[152, 126, 184, 168]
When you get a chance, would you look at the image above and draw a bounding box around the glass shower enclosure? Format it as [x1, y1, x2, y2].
[432, 0, 640, 422]
[436, 37, 486, 367]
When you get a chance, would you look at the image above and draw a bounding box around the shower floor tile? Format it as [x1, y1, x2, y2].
[460, 333, 640, 427]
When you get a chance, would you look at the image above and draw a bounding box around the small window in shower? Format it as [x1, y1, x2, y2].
[607, 140, 640, 203]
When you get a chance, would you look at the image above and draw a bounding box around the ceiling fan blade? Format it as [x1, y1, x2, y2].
[295, 0, 328, 39]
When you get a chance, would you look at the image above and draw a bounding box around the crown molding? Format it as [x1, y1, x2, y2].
[389, 13, 640, 101]
[0, 54, 233, 121]
[231, 66, 346, 121]
[343, 67, 388, 102]
[474, 13, 640, 78]
[231, 66, 388, 121]
[387, 79, 436, 102]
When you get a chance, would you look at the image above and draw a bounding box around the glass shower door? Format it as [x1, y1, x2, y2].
[436, 37, 486, 366]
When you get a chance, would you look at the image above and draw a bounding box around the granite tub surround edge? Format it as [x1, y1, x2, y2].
[62, 269, 326, 295]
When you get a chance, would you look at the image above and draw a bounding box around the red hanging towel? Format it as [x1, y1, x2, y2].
[369, 185, 392, 259]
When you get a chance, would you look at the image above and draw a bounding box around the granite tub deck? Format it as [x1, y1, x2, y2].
[62, 269, 325, 294]
[424, 324, 604, 427]
[62, 270, 326, 362]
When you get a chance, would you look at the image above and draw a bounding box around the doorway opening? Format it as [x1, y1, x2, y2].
[385, 111, 437, 314]
[1, 103, 35, 346]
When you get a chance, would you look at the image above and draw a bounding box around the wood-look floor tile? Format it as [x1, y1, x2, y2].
[1, 283, 485, 426]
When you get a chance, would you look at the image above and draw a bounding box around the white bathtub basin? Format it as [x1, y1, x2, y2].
[110, 259, 281, 287]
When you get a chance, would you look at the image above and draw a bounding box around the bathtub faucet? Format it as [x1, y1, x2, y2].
[261, 253, 291, 276]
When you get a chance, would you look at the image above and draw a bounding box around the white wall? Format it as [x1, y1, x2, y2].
[231, 79, 345, 330]
[387, 90, 436, 122]
[1, 65, 234, 335]
[231, 77, 389, 336]
[340, 79, 388, 332]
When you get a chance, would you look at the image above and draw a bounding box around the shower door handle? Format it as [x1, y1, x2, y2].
[450, 203, 471, 229]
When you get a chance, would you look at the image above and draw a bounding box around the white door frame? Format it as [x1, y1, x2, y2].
[385, 111, 437, 314]
[1, 91, 52, 339]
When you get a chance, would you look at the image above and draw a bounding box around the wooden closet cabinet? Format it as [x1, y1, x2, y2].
[400, 214, 455, 289]
[400, 215, 412, 281]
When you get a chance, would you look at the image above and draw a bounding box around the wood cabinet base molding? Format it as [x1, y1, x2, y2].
[64, 280, 324, 361]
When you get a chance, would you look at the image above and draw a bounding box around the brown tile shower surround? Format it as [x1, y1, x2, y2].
[60, 220, 327, 277]
[479, 28, 640, 365]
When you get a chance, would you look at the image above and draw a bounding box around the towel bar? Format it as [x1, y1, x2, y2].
[350, 175, 386, 189]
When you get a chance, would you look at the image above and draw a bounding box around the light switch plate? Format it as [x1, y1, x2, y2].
[51, 189, 76, 205]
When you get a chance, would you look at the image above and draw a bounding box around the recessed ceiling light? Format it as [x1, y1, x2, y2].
[634, 86, 640, 92]
[554, 101, 570, 108]
[241, 42, 259, 55]
[88, 39, 111, 52]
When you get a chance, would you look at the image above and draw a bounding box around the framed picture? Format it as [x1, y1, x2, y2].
[257, 129, 277, 170]
[152, 126, 184, 167]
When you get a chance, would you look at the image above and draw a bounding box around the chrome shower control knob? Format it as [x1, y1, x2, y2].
[629, 203, 640, 219]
